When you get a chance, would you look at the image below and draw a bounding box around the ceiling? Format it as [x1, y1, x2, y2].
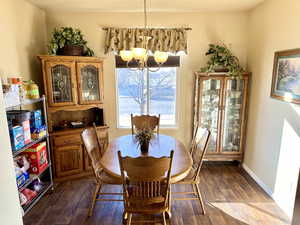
[28, 0, 265, 13]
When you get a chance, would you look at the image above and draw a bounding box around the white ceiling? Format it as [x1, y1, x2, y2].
[28, 0, 265, 13]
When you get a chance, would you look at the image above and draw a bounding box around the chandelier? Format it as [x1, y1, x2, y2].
[119, 0, 169, 71]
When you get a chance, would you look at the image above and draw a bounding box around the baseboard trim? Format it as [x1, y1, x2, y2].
[242, 163, 273, 197]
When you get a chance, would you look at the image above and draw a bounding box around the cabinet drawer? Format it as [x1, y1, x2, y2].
[54, 135, 82, 146]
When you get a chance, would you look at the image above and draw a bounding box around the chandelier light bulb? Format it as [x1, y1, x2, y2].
[120, 50, 133, 62]
[132, 48, 147, 61]
[154, 51, 169, 64]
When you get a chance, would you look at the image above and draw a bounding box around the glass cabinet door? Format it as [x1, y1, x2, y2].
[46, 62, 76, 106]
[222, 78, 247, 152]
[199, 78, 222, 152]
[77, 63, 103, 104]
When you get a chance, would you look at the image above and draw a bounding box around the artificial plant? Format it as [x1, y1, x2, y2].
[201, 43, 244, 77]
[48, 27, 94, 56]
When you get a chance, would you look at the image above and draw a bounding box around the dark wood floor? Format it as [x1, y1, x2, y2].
[23, 164, 291, 225]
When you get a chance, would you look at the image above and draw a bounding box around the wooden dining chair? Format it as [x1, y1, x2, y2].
[118, 150, 174, 225]
[81, 125, 122, 217]
[172, 125, 211, 214]
[131, 114, 160, 134]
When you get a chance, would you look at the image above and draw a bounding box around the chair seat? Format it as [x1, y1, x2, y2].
[125, 203, 168, 214]
[96, 170, 122, 184]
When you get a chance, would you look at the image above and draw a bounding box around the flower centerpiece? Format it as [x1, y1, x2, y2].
[135, 128, 154, 153]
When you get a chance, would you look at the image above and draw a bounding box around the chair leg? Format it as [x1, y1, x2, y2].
[166, 185, 172, 218]
[162, 212, 167, 225]
[192, 183, 197, 194]
[88, 182, 101, 217]
[194, 183, 206, 215]
[126, 213, 132, 225]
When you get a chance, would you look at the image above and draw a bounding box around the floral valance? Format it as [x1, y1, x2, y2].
[104, 28, 188, 54]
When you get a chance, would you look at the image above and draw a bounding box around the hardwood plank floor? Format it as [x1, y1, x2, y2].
[23, 164, 291, 225]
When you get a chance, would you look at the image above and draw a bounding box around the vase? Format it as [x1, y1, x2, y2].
[140, 142, 149, 153]
[214, 66, 229, 72]
[57, 45, 84, 56]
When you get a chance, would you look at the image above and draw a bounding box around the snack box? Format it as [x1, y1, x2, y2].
[22, 120, 31, 144]
[16, 172, 29, 188]
[10, 125, 25, 150]
[30, 110, 42, 131]
[31, 125, 47, 140]
[22, 142, 48, 174]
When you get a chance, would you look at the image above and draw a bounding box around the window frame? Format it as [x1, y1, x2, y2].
[115, 67, 180, 129]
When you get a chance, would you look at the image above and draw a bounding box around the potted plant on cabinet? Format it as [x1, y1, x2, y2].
[135, 128, 154, 153]
[48, 27, 94, 56]
[200, 43, 244, 77]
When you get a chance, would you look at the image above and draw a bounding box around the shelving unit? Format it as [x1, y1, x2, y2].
[6, 95, 53, 216]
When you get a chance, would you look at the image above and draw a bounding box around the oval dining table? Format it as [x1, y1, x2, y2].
[100, 134, 193, 184]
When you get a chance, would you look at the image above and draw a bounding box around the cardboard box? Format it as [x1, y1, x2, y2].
[22, 120, 31, 144]
[10, 125, 25, 150]
[30, 110, 42, 131]
[31, 124, 47, 140]
[22, 142, 48, 174]
[16, 172, 29, 188]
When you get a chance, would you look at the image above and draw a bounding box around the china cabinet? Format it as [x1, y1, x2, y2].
[193, 72, 250, 162]
[38, 55, 108, 181]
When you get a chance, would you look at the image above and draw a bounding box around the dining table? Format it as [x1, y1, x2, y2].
[100, 134, 193, 184]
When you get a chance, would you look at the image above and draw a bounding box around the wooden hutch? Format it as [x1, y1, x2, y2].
[193, 72, 250, 162]
[38, 55, 108, 181]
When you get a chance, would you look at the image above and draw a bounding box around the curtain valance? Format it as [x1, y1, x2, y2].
[104, 28, 188, 54]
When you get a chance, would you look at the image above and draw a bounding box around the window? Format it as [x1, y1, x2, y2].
[116, 67, 178, 128]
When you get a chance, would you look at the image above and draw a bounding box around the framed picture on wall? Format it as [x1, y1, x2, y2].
[271, 48, 300, 104]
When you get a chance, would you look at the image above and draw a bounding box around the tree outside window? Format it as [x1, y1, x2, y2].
[117, 67, 177, 127]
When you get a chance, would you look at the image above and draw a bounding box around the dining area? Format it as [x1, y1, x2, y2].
[80, 114, 210, 224]
[21, 112, 291, 225]
[21, 110, 291, 225]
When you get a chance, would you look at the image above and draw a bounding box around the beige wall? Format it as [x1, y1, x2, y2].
[0, 0, 47, 223]
[245, 0, 300, 218]
[46, 11, 248, 146]
[0, 0, 47, 86]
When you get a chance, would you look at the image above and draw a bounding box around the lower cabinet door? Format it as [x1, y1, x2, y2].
[55, 144, 83, 178]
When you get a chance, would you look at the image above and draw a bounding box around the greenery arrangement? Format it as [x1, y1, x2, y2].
[200, 43, 244, 77]
[48, 27, 94, 56]
[135, 128, 154, 151]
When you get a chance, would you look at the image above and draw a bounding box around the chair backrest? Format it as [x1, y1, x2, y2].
[118, 150, 174, 208]
[131, 114, 160, 134]
[190, 125, 211, 180]
[81, 125, 107, 176]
